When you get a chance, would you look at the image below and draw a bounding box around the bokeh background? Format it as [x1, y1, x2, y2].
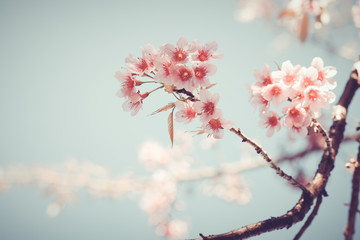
[0, 0, 359, 239]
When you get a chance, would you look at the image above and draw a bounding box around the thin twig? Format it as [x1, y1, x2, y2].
[144, 73, 154, 79]
[230, 128, 309, 193]
[276, 133, 359, 164]
[311, 119, 333, 162]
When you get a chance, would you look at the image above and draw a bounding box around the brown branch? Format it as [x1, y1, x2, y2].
[293, 195, 323, 240]
[194, 60, 360, 240]
[229, 128, 309, 192]
[344, 137, 360, 240]
[276, 133, 359, 164]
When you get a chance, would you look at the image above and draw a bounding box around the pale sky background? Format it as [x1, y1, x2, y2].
[0, 0, 359, 239]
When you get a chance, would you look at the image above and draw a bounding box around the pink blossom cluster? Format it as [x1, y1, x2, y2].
[249, 57, 337, 137]
[116, 38, 233, 139]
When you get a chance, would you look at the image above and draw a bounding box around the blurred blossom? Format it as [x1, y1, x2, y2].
[46, 202, 63, 218]
[0, 133, 258, 239]
[138, 140, 171, 170]
[339, 41, 360, 60]
[203, 174, 251, 204]
[140, 170, 177, 223]
[0, 159, 141, 215]
[235, 0, 276, 22]
[235, 0, 359, 61]
[352, 1, 360, 28]
[157, 219, 189, 240]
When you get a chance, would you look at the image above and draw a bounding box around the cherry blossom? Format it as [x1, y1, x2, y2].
[117, 38, 232, 140]
[193, 89, 221, 122]
[125, 46, 156, 76]
[289, 125, 309, 137]
[303, 86, 335, 115]
[164, 37, 190, 64]
[170, 64, 195, 91]
[310, 57, 337, 89]
[175, 101, 197, 124]
[248, 85, 270, 112]
[253, 64, 273, 86]
[202, 111, 234, 139]
[282, 103, 311, 128]
[153, 55, 173, 84]
[261, 82, 290, 108]
[295, 66, 320, 90]
[259, 111, 281, 137]
[192, 63, 217, 88]
[122, 91, 148, 116]
[189, 40, 223, 62]
[115, 71, 142, 99]
[249, 57, 337, 137]
[142, 44, 158, 71]
[271, 60, 301, 86]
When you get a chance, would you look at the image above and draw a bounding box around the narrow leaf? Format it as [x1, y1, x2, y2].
[148, 103, 175, 116]
[168, 108, 175, 147]
[279, 9, 297, 18]
[205, 83, 217, 90]
[299, 14, 309, 43]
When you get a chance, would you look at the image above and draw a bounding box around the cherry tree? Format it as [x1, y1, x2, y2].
[0, 1, 360, 240]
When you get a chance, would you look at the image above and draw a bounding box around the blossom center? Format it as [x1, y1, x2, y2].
[163, 62, 172, 76]
[284, 75, 294, 85]
[194, 67, 206, 79]
[174, 49, 187, 62]
[317, 71, 324, 81]
[308, 89, 318, 101]
[303, 77, 313, 88]
[185, 108, 196, 119]
[270, 86, 281, 96]
[209, 119, 222, 130]
[179, 69, 192, 81]
[263, 76, 272, 86]
[198, 50, 209, 61]
[123, 76, 136, 89]
[203, 102, 215, 115]
[267, 116, 278, 127]
[137, 59, 148, 72]
[289, 108, 300, 118]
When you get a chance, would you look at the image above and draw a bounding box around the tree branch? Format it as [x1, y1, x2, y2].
[194, 60, 360, 240]
[293, 195, 323, 240]
[229, 128, 309, 192]
[344, 136, 360, 240]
